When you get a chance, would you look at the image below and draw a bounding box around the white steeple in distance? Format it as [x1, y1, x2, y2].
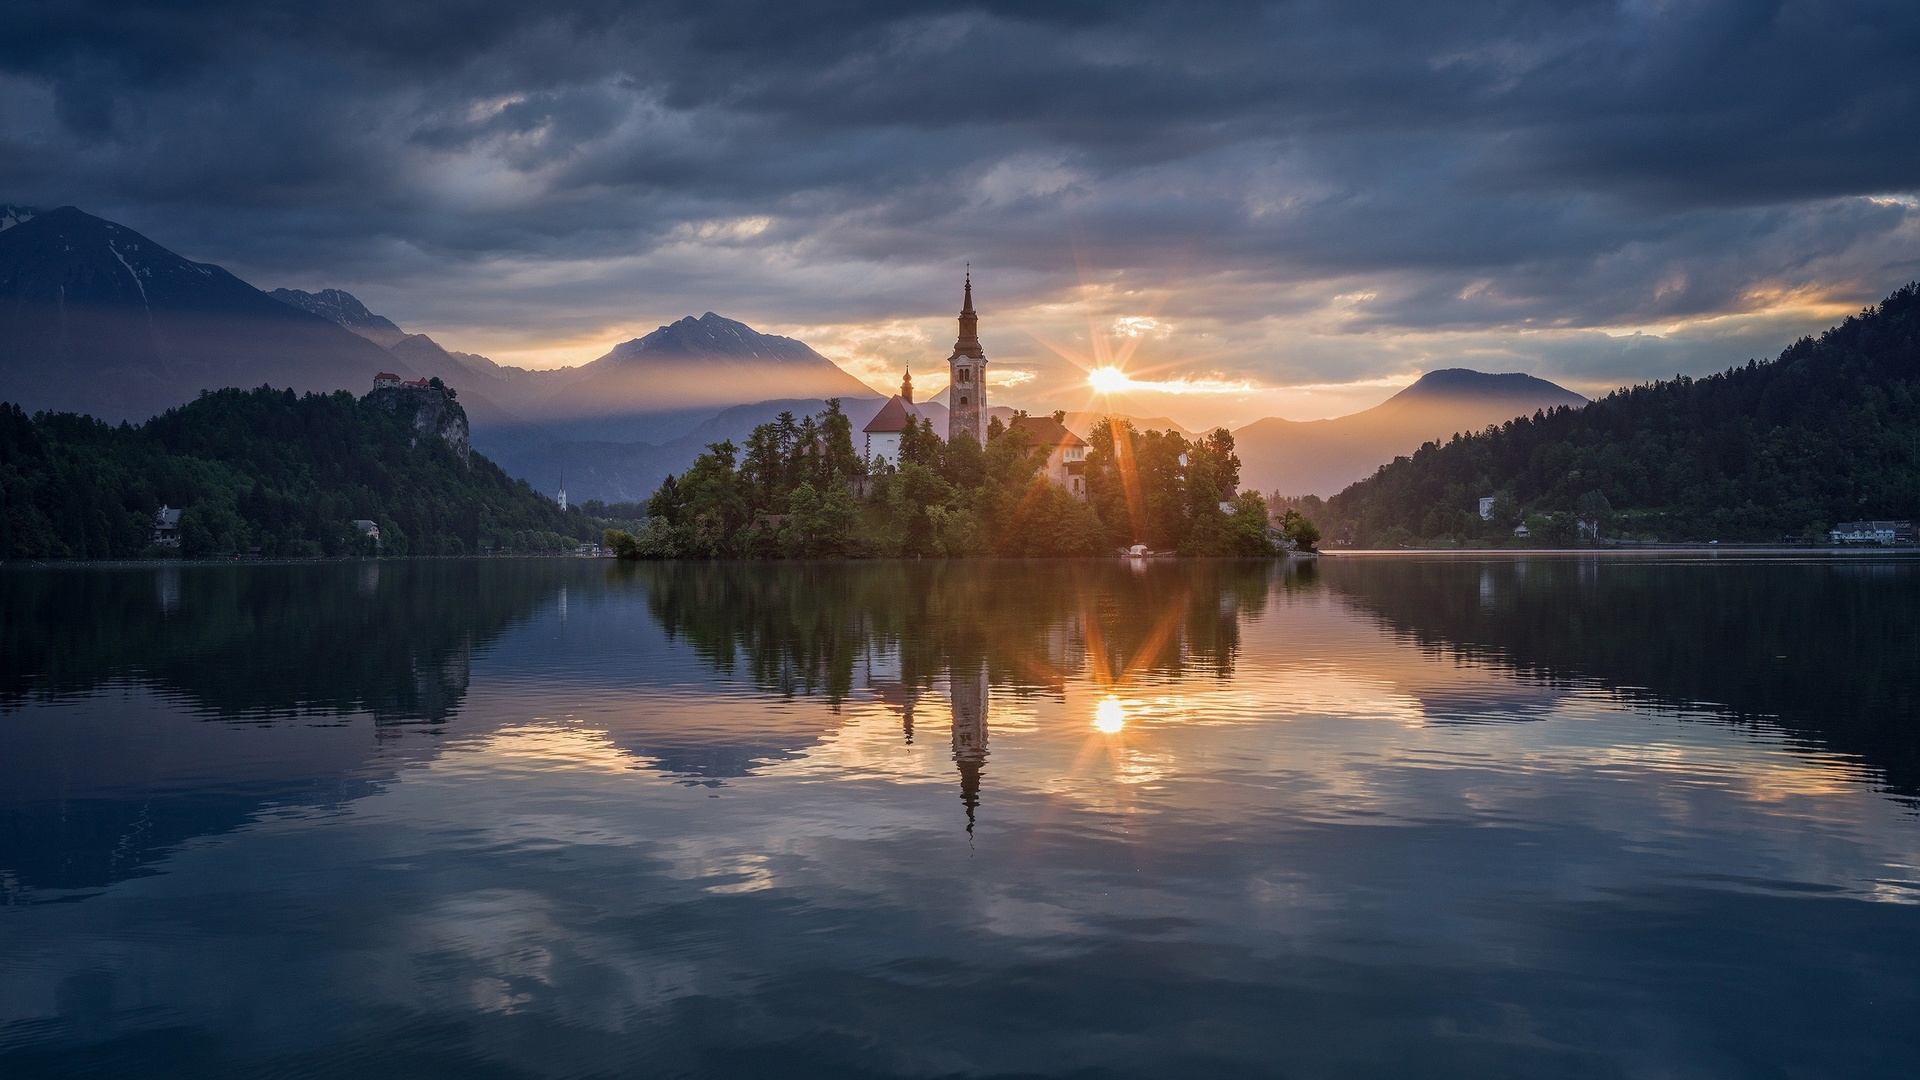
[947, 271, 987, 444]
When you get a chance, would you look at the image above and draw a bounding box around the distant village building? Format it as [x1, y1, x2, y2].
[1830, 520, 1916, 545]
[1512, 523, 1530, 538]
[948, 273, 988, 444]
[373, 371, 403, 389]
[862, 367, 927, 468]
[151, 505, 182, 547]
[1478, 496, 1496, 521]
[352, 519, 381, 544]
[1002, 415, 1089, 499]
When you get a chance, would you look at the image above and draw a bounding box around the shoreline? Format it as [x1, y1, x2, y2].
[7, 546, 1920, 571]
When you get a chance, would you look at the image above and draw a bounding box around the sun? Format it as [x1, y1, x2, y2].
[1087, 367, 1132, 395]
[1093, 696, 1126, 733]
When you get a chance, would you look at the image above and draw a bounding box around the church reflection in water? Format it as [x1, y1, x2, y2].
[864, 652, 992, 833]
[949, 658, 990, 834]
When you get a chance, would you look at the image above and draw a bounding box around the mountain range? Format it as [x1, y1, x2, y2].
[1, 203, 1592, 505]
[0, 206, 404, 424]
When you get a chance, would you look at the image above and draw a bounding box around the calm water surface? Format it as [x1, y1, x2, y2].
[3, 555, 1918, 1077]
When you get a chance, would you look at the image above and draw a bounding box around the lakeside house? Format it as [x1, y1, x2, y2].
[151, 505, 182, 547]
[1829, 520, 1916, 545]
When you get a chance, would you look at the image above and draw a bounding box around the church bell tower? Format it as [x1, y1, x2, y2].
[947, 272, 987, 444]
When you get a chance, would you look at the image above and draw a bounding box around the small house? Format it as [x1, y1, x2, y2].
[151, 505, 182, 547]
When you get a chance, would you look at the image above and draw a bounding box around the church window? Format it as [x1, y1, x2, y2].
[959, 396, 969, 405]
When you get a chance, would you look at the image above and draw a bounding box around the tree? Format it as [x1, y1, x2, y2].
[1277, 507, 1320, 552]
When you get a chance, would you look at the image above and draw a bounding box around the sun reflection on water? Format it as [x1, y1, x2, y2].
[1093, 696, 1126, 733]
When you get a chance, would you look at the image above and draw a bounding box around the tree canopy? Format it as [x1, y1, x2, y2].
[612, 401, 1275, 559]
[0, 386, 600, 559]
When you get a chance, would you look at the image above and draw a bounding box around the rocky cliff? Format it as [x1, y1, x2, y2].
[367, 383, 470, 464]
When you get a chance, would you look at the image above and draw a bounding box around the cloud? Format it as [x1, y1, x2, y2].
[4, 0, 1918, 419]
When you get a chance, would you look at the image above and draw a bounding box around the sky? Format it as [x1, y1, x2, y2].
[4, 0, 1919, 425]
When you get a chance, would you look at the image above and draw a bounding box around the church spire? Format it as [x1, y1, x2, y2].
[952, 270, 983, 359]
[902, 363, 913, 404]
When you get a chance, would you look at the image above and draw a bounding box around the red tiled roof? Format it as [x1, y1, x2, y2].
[1004, 415, 1088, 450]
[863, 395, 920, 433]
[374, 372, 400, 381]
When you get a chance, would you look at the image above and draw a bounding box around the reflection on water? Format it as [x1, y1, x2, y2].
[2, 554, 1919, 1077]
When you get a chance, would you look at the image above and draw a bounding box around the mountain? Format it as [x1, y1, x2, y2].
[269, 286, 530, 430]
[268, 287, 407, 347]
[0, 207, 412, 423]
[0, 384, 598, 559]
[1321, 284, 1920, 545]
[530, 312, 881, 443]
[271, 288, 888, 499]
[1233, 369, 1588, 497]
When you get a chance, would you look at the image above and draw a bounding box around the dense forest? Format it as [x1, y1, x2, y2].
[0, 385, 602, 559]
[1319, 283, 1920, 546]
[610, 401, 1280, 558]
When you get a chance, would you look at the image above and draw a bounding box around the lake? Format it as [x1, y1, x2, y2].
[3, 554, 1918, 1077]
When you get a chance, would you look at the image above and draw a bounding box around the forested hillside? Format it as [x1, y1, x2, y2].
[0, 386, 600, 559]
[1322, 284, 1920, 545]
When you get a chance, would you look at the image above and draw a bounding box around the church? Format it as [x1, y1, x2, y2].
[862, 273, 989, 464]
[862, 275, 1086, 499]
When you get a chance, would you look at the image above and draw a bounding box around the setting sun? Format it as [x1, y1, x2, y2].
[1087, 367, 1132, 395]
[1093, 696, 1126, 733]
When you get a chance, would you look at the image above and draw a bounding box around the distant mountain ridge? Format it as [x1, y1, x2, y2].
[0, 204, 883, 502]
[270, 288, 409, 348]
[0, 206, 409, 424]
[1233, 369, 1587, 497]
[270, 289, 885, 498]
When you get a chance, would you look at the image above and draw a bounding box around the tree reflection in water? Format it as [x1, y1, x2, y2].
[632, 559, 1290, 828]
[1325, 553, 1920, 803]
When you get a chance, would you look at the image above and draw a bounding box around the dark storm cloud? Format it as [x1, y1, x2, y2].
[3, 0, 1919, 359]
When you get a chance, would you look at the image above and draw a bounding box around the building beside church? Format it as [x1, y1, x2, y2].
[948, 273, 988, 444]
[1004, 415, 1089, 500]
